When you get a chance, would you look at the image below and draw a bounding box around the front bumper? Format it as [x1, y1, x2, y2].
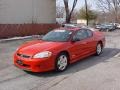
[14, 54, 55, 72]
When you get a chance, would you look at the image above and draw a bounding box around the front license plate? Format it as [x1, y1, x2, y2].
[16, 60, 23, 65]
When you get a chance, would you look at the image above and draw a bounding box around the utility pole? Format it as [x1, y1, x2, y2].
[85, 0, 88, 26]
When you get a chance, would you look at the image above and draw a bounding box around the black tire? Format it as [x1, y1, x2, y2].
[95, 43, 103, 56]
[55, 53, 69, 72]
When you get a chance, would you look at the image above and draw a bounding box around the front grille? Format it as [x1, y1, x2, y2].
[17, 53, 31, 58]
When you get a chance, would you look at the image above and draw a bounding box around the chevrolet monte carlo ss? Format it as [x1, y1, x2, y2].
[14, 27, 105, 72]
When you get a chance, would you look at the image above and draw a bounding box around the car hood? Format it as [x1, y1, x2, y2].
[17, 40, 65, 56]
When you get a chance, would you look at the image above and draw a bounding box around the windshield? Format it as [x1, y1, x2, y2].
[42, 30, 72, 42]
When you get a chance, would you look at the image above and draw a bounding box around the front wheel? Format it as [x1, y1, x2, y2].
[95, 43, 103, 56]
[55, 53, 69, 72]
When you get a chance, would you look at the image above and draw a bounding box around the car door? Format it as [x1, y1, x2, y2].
[85, 29, 97, 54]
[69, 30, 89, 62]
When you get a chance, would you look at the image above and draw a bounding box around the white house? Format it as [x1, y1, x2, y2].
[77, 19, 87, 25]
[0, 0, 56, 24]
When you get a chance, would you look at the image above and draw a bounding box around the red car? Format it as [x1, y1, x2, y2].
[14, 27, 105, 72]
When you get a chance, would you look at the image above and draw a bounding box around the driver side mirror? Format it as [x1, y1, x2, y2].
[71, 37, 80, 42]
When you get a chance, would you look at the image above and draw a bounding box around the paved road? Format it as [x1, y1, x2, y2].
[0, 30, 120, 90]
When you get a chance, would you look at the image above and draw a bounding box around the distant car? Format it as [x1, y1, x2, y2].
[14, 26, 105, 72]
[99, 24, 116, 31]
[95, 24, 102, 29]
[112, 23, 120, 29]
[110, 23, 117, 28]
[117, 24, 120, 29]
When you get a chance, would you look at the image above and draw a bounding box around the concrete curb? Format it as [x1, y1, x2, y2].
[0, 35, 43, 43]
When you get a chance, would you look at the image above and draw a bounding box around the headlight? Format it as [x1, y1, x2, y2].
[33, 51, 52, 59]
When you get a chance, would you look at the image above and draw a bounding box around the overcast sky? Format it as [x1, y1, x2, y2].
[57, 0, 97, 10]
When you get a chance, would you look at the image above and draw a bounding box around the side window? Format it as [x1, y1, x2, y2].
[86, 29, 93, 37]
[74, 30, 88, 40]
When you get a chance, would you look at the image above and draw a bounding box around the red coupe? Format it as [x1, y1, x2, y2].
[14, 26, 105, 72]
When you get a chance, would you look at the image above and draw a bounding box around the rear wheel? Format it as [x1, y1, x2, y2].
[95, 43, 103, 56]
[55, 53, 69, 72]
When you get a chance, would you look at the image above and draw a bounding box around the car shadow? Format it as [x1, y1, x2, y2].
[25, 48, 120, 77]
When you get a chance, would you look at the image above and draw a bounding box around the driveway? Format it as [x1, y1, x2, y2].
[0, 30, 120, 90]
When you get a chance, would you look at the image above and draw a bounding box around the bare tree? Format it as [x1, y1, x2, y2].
[63, 0, 78, 23]
[96, 0, 120, 22]
[77, 6, 97, 24]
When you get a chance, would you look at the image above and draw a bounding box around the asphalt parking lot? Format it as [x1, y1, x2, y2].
[0, 30, 120, 90]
